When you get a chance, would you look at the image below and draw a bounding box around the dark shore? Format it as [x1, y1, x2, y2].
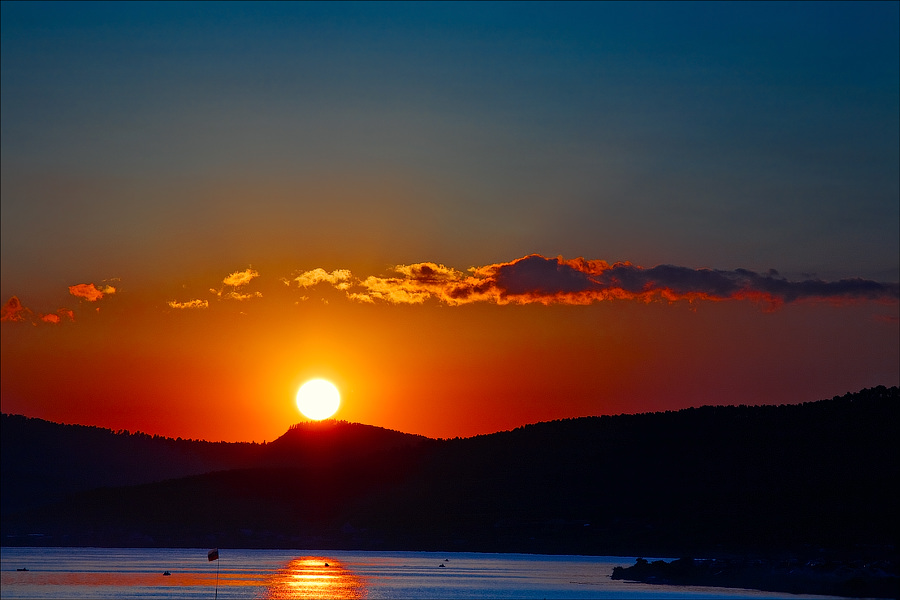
[612, 556, 899, 599]
[3, 386, 898, 599]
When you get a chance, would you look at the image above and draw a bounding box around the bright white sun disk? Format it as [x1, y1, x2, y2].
[296, 379, 340, 420]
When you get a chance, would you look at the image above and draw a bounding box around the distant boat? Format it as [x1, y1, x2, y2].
[163, 571, 171, 576]
[16, 568, 28, 571]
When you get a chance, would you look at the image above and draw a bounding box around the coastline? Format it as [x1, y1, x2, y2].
[611, 556, 899, 599]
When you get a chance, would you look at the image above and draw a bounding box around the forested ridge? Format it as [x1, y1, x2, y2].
[3, 386, 897, 562]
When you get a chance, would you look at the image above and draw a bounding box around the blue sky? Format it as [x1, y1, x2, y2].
[3, 2, 897, 292]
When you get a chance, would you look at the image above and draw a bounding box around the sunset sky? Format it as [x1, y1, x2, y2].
[2, 2, 898, 442]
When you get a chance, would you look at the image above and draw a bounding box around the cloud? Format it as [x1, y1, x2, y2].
[1, 297, 74, 325]
[301, 254, 899, 308]
[350, 262, 491, 305]
[291, 268, 353, 290]
[167, 299, 209, 310]
[1, 296, 31, 322]
[213, 267, 263, 300]
[580, 261, 900, 307]
[39, 308, 75, 324]
[222, 291, 263, 301]
[345, 292, 375, 304]
[40, 308, 75, 323]
[223, 268, 259, 288]
[69, 283, 116, 302]
[7, 256, 895, 325]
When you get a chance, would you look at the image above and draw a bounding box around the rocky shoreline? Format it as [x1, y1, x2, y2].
[611, 556, 899, 598]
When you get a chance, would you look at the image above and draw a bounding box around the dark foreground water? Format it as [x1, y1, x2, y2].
[1, 547, 839, 599]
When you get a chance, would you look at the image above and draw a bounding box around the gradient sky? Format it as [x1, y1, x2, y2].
[2, 1, 898, 442]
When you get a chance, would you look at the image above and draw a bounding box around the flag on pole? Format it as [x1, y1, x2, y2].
[208, 548, 219, 561]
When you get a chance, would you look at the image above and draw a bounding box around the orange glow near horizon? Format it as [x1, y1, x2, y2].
[1, 258, 897, 443]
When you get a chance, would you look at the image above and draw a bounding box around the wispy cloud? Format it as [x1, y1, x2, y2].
[222, 291, 263, 301]
[167, 299, 209, 310]
[68, 283, 116, 302]
[211, 267, 263, 301]
[223, 268, 259, 288]
[169, 267, 264, 309]
[39, 308, 75, 324]
[1, 296, 31, 322]
[354, 263, 484, 305]
[4, 256, 896, 328]
[1, 297, 75, 325]
[289, 268, 353, 290]
[297, 254, 900, 308]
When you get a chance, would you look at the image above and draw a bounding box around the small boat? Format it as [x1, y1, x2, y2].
[163, 571, 171, 576]
[16, 568, 28, 572]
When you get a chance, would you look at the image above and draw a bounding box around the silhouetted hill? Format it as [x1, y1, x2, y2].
[395, 387, 899, 557]
[260, 420, 431, 469]
[3, 386, 898, 564]
[0, 415, 426, 516]
[0, 415, 262, 516]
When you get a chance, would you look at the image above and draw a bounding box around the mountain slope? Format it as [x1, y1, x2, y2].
[3, 386, 898, 559]
[0, 415, 426, 516]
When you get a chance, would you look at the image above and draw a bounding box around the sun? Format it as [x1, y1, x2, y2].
[296, 379, 341, 420]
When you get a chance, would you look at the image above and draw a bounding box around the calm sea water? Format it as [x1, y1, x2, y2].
[1, 547, 837, 599]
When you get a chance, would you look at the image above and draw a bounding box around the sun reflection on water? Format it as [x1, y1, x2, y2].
[264, 556, 365, 599]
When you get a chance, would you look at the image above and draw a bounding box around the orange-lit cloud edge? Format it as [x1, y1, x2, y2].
[3, 255, 899, 325]
[2, 281, 117, 325]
